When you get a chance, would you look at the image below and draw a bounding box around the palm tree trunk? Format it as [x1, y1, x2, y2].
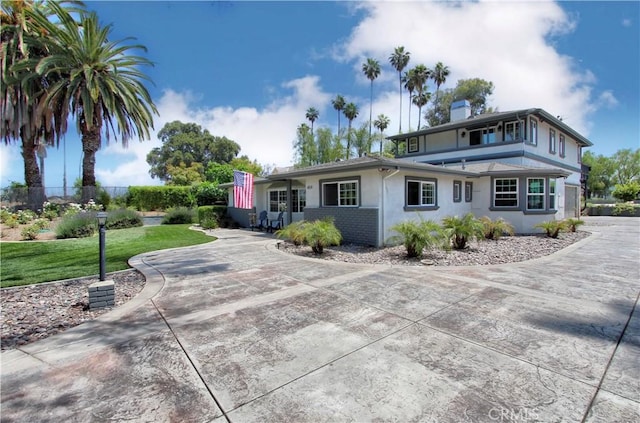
[369, 81, 373, 137]
[21, 134, 44, 210]
[417, 106, 422, 129]
[81, 126, 101, 203]
[408, 94, 412, 130]
[398, 75, 403, 133]
[337, 112, 341, 135]
[346, 123, 351, 160]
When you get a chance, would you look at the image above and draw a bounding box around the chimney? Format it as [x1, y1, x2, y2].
[450, 100, 471, 122]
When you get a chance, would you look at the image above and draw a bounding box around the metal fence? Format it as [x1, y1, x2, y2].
[0, 186, 130, 210]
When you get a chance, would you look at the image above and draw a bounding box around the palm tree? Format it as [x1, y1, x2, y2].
[373, 114, 390, 154]
[34, 3, 158, 202]
[402, 69, 416, 130]
[389, 46, 410, 133]
[305, 107, 319, 136]
[362, 58, 380, 137]
[331, 94, 345, 135]
[412, 89, 431, 130]
[0, 0, 70, 208]
[343, 102, 358, 160]
[432, 62, 450, 104]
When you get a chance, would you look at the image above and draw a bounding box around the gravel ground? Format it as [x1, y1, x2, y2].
[280, 231, 591, 266]
[1, 270, 145, 350]
[1, 231, 589, 351]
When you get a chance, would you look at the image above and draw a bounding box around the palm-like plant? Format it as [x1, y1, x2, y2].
[412, 89, 431, 130]
[534, 220, 567, 238]
[305, 107, 319, 136]
[389, 217, 443, 258]
[331, 94, 345, 135]
[373, 114, 390, 154]
[402, 68, 416, 130]
[442, 213, 485, 250]
[304, 218, 342, 254]
[1, 0, 72, 207]
[564, 218, 584, 232]
[432, 62, 450, 104]
[389, 46, 410, 133]
[479, 216, 515, 240]
[343, 102, 358, 159]
[362, 57, 380, 137]
[33, 3, 158, 202]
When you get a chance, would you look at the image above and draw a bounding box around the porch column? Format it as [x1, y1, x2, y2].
[286, 179, 293, 225]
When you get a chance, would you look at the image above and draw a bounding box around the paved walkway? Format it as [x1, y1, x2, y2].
[1, 217, 638, 422]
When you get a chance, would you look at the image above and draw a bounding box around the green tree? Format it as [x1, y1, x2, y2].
[373, 114, 390, 154]
[409, 64, 430, 130]
[389, 46, 410, 133]
[317, 127, 343, 163]
[611, 148, 640, 185]
[305, 107, 319, 136]
[425, 78, 494, 126]
[343, 102, 359, 159]
[294, 123, 317, 167]
[362, 58, 381, 137]
[147, 121, 240, 183]
[402, 68, 417, 130]
[352, 122, 373, 158]
[331, 94, 345, 135]
[166, 162, 204, 186]
[412, 89, 431, 130]
[432, 62, 450, 104]
[34, 3, 158, 202]
[582, 151, 615, 198]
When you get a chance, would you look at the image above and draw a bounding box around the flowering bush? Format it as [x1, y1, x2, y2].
[0, 207, 13, 223]
[16, 209, 37, 224]
[84, 199, 103, 211]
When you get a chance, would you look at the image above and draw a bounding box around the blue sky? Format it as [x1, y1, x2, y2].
[1, 0, 638, 189]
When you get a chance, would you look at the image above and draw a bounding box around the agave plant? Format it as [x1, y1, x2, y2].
[442, 213, 485, 250]
[389, 217, 443, 258]
[479, 216, 515, 240]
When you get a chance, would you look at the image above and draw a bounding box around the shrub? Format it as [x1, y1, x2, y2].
[389, 218, 443, 258]
[479, 216, 515, 240]
[303, 218, 342, 254]
[32, 218, 49, 230]
[16, 209, 37, 224]
[1, 207, 13, 223]
[194, 182, 226, 206]
[200, 217, 218, 230]
[197, 205, 227, 223]
[128, 186, 195, 211]
[42, 201, 61, 220]
[442, 213, 485, 250]
[162, 207, 195, 224]
[276, 220, 308, 246]
[612, 202, 636, 216]
[97, 190, 111, 210]
[564, 218, 584, 232]
[612, 181, 640, 202]
[55, 212, 98, 239]
[105, 209, 143, 230]
[21, 225, 39, 240]
[534, 220, 567, 238]
[3, 215, 18, 228]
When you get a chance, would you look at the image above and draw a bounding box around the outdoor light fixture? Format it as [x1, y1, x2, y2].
[97, 211, 107, 281]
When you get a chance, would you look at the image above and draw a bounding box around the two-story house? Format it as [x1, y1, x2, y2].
[226, 101, 592, 247]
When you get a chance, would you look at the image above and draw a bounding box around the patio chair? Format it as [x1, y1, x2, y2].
[268, 211, 284, 232]
[257, 210, 269, 231]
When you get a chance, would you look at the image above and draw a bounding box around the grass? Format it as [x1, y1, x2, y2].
[1, 224, 214, 287]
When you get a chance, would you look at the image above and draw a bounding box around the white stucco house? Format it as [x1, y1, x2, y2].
[226, 102, 592, 247]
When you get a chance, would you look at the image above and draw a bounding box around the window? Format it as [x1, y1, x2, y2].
[549, 178, 556, 210]
[470, 127, 497, 145]
[407, 179, 437, 207]
[408, 137, 418, 153]
[292, 189, 306, 213]
[559, 134, 566, 158]
[529, 118, 538, 145]
[549, 129, 556, 154]
[322, 180, 358, 207]
[268, 190, 287, 212]
[527, 178, 545, 210]
[504, 120, 525, 141]
[494, 178, 518, 207]
[453, 180, 462, 202]
[465, 182, 473, 202]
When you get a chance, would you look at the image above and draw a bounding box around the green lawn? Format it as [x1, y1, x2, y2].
[0, 224, 214, 287]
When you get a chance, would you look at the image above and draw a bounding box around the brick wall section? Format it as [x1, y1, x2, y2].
[304, 208, 379, 246]
[89, 280, 114, 309]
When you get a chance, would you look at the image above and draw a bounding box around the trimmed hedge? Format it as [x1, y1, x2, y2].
[127, 186, 196, 211]
[162, 207, 196, 224]
[105, 209, 143, 230]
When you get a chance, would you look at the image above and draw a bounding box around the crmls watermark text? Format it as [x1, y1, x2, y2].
[488, 407, 540, 422]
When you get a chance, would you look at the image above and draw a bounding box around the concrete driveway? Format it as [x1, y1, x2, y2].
[2, 216, 638, 422]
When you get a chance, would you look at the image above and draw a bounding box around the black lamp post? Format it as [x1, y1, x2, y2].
[97, 211, 107, 281]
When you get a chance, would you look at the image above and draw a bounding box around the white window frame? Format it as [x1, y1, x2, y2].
[494, 178, 518, 208]
[549, 129, 556, 154]
[291, 189, 306, 213]
[549, 178, 556, 210]
[453, 180, 462, 202]
[322, 180, 359, 207]
[526, 178, 546, 211]
[406, 179, 436, 207]
[529, 118, 538, 145]
[268, 190, 287, 213]
[408, 137, 419, 153]
[504, 120, 524, 141]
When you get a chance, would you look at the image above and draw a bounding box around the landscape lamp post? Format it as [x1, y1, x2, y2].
[97, 212, 107, 281]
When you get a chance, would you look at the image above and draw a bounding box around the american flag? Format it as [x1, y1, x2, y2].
[233, 170, 254, 209]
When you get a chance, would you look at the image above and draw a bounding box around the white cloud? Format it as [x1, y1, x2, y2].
[597, 90, 619, 109]
[337, 1, 599, 135]
[96, 76, 332, 185]
[622, 18, 632, 27]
